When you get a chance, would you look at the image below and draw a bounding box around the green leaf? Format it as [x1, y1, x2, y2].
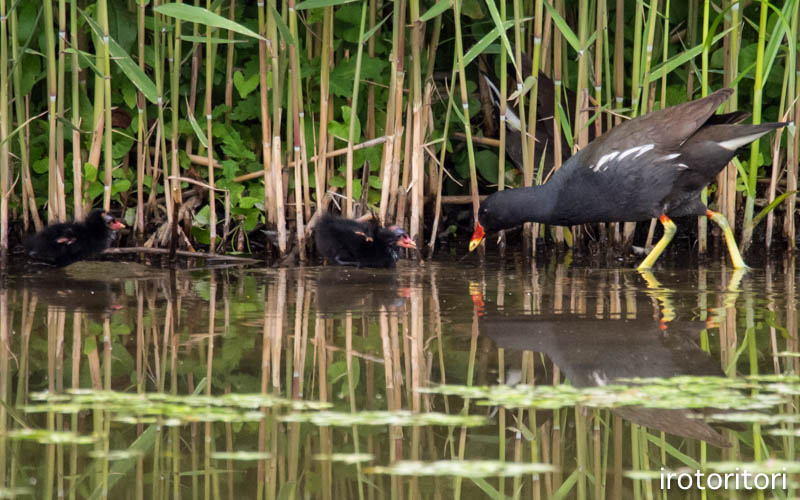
[752, 191, 798, 228]
[330, 56, 388, 97]
[556, 102, 574, 151]
[195, 204, 211, 226]
[84, 163, 98, 183]
[475, 149, 499, 184]
[239, 196, 259, 209]
[543, 1, 580, 52]
[296, 0, 357, 9]
[327, 120, 349, 142]
[81, 11, 159, 104]
[233, 70, 259, 98]
[328, 175, 346, 188]
[155, 4, 265, 41]
[462, 0, 484, 18]
[32, 158, 49, 175]
[648, 26, 735, 82]
[482, 0, 517, 76]
[267, 4, 295, 46]
[362, 13, 390, 44]
[341, 105, 361, 144]
[244, 210, 260, 231]
[327, 361, 348, 386]
[221, 128, 256, 161]
[464, 20, 515, 68]
[87, 181, 104, 201]
[111, 179, 131, 196]
[187, 111, 209, 149]
[420, 0, 450, 22]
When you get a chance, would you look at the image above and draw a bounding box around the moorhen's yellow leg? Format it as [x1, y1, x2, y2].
[707, 210, 749, 269]
[637, 214, 676, 270]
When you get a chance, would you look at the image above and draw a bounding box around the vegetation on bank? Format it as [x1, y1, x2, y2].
[0, 0, 796, 263]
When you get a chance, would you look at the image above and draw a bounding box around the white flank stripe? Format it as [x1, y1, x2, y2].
[634, 144, 655, 158]
[662, 153, 680, 161]
[618, 144, 645, 160]
[717, 131, 771, 151]
[596, 151, 620, 169]
[675, 163, 689, 170]
[483, 74, 521, 132]
[482, 74, 501, 106]
[505, 108, 521, 132]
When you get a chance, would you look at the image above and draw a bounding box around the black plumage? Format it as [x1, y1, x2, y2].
[25, 209, 125, 267]
[314, 214, 416, 268]
[470, 88, 786, 269]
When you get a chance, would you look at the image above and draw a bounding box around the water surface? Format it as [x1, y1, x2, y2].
[2, 257, 799, 499]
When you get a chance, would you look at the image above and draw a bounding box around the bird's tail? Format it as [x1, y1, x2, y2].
[691, 121, 789, 151]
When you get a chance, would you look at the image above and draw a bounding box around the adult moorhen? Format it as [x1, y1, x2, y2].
[469, 88, 786, 269]
[25, 209, 126, 267]
[314, 214, 416, 268]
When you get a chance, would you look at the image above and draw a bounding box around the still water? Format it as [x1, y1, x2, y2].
[1, 257, 799, 499]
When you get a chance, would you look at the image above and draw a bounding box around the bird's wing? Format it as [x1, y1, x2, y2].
[54, 226, 80, 246]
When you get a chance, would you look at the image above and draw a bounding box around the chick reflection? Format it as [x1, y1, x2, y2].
[481, 314, 730, 447]
[12, 273, 124, 319]
[314, 267, 411, 317]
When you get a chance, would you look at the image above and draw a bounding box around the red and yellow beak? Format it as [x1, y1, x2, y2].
[469, 223, 485, 252]
[109, 220, 126, 230]
[397, 235, 417, 249]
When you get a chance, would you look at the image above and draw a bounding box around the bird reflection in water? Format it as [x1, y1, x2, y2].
[314, 267, 412, 317]
[479, 269, 746, 448]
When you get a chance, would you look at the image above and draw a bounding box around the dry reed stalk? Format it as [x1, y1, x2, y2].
[267, 2, 286, 254]
[185, 25, 201, 157]
[594, 0, 606, 139]
[379, 67, 402, 222]
[272, 136, 286, 254]
[257, 6, 274, 226]
[0, 0, 6, 256]
[169, 4, 184, 210]
[224, 0, 236, 114]
[787, 50, 799, 247]
[409, 0, 424, 248]
[382, 0, 406, 223]
[574, 0, 589, 151]
[395, 99, 414, 227]
[44, 0, 63, 223]
[204, 1, 216, 251]
[97, 0, 113, 214]
[315, 7, 333, 215]
[288, 0, 310, 239]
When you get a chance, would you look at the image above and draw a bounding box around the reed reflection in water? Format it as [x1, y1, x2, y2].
[0, 258, 798, 499]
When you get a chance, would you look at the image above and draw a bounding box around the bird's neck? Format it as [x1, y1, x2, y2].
[498, 179, 563, 227]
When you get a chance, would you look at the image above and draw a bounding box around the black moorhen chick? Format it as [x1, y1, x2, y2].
[469, 88, 786, 269]
[25, 209, 126, 267]
[315, 214, 416, 268]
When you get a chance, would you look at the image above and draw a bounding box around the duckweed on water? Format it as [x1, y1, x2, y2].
[707, 412, 797, 425]
[705, 460, 800, 474]
[88, 449, 146, 460]
[422, 377, 787, 411]
[280, 410, 488, 427]
[211, 451, 273, 461]
[368, 460, 554, 477]
[5, 429, 98, 444]
[22, 390, 332, 425]
[0, 487, 35, 498]
[29, 390, 330, 410]
[313, 453, 374, 464]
